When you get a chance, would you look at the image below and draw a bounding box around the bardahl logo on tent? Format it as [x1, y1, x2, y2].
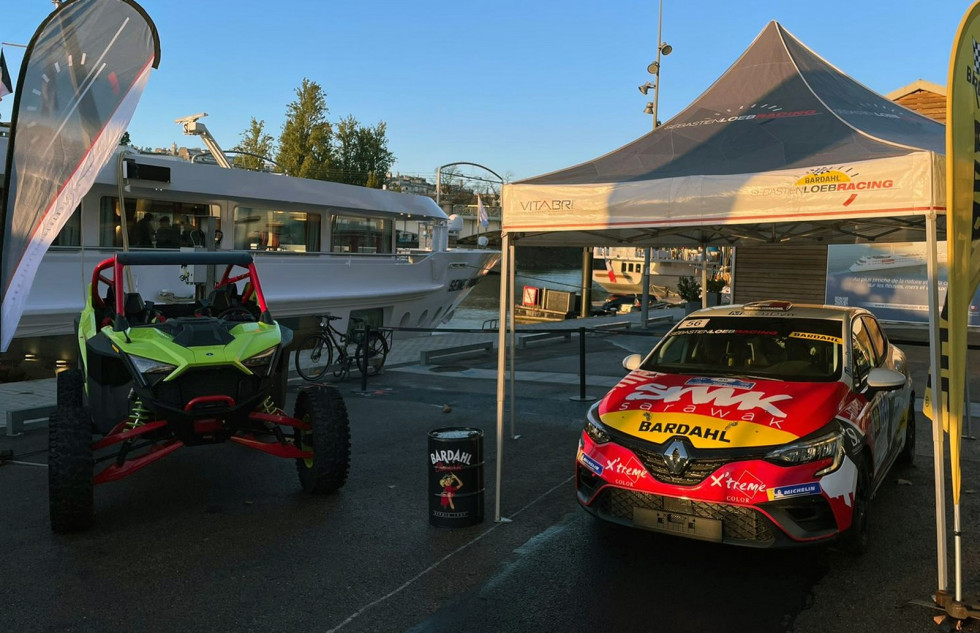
[518, 199, 574, 213]
[747, 165, 894, 198]
[663, 103, 818, 130]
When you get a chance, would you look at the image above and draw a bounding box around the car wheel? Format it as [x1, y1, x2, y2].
[840, 458, 871, 555]
[897, 394, 916, 468]
[48, 405, 95, 533]
[294, 386, 351, 494]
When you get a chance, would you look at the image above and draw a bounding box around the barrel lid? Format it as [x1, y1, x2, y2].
[429, 427, 482, 440]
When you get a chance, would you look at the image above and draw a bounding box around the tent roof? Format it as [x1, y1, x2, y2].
[521, 21, 944, 186]
[503, 22, 946, 248]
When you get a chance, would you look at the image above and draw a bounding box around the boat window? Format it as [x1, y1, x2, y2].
[99, 196, 219, 248]
[233, 206, 321, 253]
[52, 205, 82, 247]
[330, 215, 393, 254]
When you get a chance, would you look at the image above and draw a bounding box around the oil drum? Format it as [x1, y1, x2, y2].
[428, 427, 484, 527]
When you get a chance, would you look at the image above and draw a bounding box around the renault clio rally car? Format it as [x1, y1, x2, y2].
[48, 251, 351, 533]
[576, 301, 915, 552]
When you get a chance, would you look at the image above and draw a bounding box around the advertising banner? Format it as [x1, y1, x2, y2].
[826, 242, 980, 327]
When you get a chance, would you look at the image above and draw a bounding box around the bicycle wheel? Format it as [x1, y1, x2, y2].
[294, 334, 333, 381]
[356, 332, 389, 376]
[333, 350, 351, 380]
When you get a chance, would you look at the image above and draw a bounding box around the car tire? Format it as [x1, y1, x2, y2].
[897, 394, 916, 468]
[48, 405, 95, 533]
[294, 386, 351, 494]
[839, 458, 871, 555]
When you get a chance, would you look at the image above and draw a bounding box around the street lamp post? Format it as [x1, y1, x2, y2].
[640, 0, 671, 130]
[638, 0, 673, 325]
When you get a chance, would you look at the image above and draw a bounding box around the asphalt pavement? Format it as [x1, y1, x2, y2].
[1, 324, 979, 632]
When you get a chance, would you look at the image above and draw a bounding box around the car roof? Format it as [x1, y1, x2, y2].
[686, 300, 867, 324]
[114, 251, 254, 267]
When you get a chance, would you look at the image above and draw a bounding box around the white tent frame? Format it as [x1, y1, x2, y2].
[491, 211, 951, 594]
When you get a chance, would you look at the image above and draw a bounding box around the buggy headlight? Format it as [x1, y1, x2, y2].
[129, 354, 176, 375]
[766, 430, 844, 476]
[584, 402, 610, 444]
[242, 345, 278, 375]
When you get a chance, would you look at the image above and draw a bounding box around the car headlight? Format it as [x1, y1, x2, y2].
[129, 354, 177, 375]
[242, 345, 278, 375]
[584, 402, 610, 444]
[766, 430, 844, 476]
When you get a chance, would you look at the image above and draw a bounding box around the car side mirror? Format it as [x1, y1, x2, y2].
[865, 367, 906, 393]
[623, 354, 642, 371]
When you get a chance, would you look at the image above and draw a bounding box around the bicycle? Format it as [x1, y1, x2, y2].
[294, 315, 389, 382]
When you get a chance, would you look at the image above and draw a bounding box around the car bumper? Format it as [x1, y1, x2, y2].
[575, 435, 855, 548]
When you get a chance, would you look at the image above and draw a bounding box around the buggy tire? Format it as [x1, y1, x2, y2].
[48, 405, 94, 533]
[356, 332, 388, 376]
[57, 368, 84, 409]
[294, 334, 333, 382]
[295, 386, 351, 493]
[897, 394, 916, 468]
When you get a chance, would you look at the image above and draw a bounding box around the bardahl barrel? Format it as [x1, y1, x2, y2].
[428, 427, 484, 527]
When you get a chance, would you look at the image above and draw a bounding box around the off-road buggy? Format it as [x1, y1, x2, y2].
[49, 251, 351, 532]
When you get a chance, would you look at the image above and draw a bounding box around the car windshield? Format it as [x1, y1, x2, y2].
[641, 316, 843, 382]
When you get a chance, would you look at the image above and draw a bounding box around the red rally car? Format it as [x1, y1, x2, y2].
[576, 301, 915, 552]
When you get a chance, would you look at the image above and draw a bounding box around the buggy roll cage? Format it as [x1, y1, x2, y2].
[90, 252, 273, 330]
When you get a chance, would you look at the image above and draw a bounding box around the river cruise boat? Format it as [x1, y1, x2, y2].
[0, 127, 499, 380]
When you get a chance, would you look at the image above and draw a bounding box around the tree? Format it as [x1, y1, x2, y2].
[332, 115, 395, 188]
[233, 117, 274, 171]
[275, 78, 333, 179]
[119, 131, 131, 146]
[438, 166, 476, 205]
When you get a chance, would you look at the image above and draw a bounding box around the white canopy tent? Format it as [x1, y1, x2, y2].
[493, 21, 951, 587]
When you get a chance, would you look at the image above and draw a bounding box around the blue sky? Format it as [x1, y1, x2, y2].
[0, 0, 972, 182]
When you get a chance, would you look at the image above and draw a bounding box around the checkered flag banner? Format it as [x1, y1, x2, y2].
[973, 37, 980, 74]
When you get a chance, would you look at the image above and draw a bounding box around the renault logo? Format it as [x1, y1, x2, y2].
[663, 439, 690, 475]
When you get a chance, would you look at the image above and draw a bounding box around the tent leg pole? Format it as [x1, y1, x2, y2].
[495, 233, 511, 523]
[509, 240, 517, 440]
[926, 212, 948, 593]
[956, 503, 962, 602]
[700, 246, 708, 309]
[641, 248, 651, 326]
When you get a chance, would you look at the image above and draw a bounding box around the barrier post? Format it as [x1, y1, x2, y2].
[569, 326, 594, 402]
[359, 323, 370, 392]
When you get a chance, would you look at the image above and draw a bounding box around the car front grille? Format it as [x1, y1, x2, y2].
[598, 488, 776, 545]
[632, 446, 731, 485]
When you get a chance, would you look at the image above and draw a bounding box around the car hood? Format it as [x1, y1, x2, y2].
[597, 371, 854, 449]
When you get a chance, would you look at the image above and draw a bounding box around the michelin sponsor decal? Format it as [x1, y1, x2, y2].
[579, 452, 604, 475]
[767, 482, 821, 501]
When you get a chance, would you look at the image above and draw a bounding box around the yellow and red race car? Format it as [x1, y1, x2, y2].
[576, 301, 915, 553]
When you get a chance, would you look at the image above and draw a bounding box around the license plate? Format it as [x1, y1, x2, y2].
[633, 507, 723, 542]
